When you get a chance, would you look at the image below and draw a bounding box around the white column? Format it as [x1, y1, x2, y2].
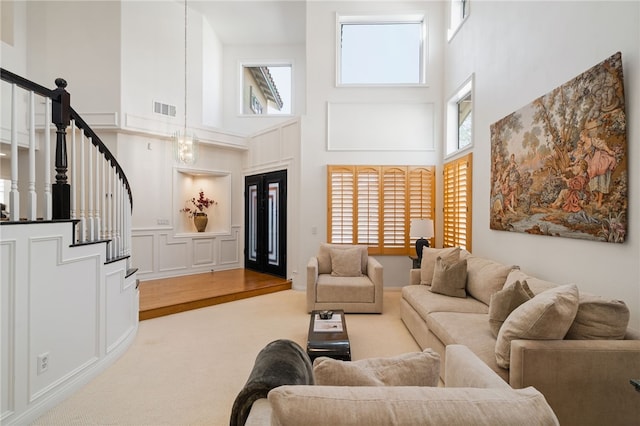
[27, 91, 37, 220]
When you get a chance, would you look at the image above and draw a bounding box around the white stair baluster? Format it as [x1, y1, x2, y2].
[10, 83, 20, 221]
[79, 129, 86, 242]
[43, 98, 52, 220]
[27, 91, 37, 220]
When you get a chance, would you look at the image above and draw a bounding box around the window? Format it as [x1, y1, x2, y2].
[241, 64, 291, 115]
[446, 77, 473, 156]
[443, 153, 472, 251]
[448, 0, 470, 40]
[337, 14, 426, 85]
[327, 165, 435, 255]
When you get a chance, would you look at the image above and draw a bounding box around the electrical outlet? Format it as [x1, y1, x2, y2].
[37, 352, 49, 375]
[157, 219, 170, 225]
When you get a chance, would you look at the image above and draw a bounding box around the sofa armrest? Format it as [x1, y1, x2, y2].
[245, 398, 272, 426]
[409, 268, 421, 285]
[445, 345, 511, 389]
[366, 256, 383, 294]
[509, 338, 640, 426]
[306, 257, 319, 312]
[268, 385, 559, 426]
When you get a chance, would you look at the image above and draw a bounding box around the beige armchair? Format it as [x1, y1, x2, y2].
[306, 243, 383, 313]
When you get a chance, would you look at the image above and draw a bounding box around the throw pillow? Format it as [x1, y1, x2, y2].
[419, 247, 461, 285]
[329, 247, 363, 277]
[495, 284, 579, 368]
[565, 293, 630, 340]
[465, 255, 518, 306]
[429, 257, 467, 298]
[313, 349, 440, 387]
[488, 280, 535, 338]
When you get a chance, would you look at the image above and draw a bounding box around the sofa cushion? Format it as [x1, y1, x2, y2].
[313, 349, 440, 387]
[420, 247, 461, 285]
[565, 293, 630, 340]
[430, 257, 467, 298]
[495, 284, 579, 368]
[316, 275, 374, 303]
[317, 244, 367, 275]
[488, 280, 535, 338]
[329, 247, 362, 277]
[504, 269, 558, 295]
[268, 386, 559, 426]
[426, 311, 508, 382]
[464, 254, 518, 306]
[402, 286, 489, 320]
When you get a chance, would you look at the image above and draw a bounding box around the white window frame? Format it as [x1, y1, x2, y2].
[336, 13, 427, 87]
[238, 60, 294, 117]
[445, 75, 474, 157]
[448, 0, 470, 41]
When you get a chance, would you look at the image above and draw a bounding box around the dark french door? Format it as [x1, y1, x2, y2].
[244, 170, 287, 277]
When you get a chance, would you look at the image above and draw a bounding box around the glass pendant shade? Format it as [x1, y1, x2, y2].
[174, 130, 198, 165]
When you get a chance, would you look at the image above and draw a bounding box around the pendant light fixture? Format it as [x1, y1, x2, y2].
[174, 0, 198, 165]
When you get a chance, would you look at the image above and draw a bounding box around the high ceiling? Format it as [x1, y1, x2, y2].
[189, 1, 306, 45]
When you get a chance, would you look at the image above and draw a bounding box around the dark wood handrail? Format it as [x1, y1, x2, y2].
[1, 68, 54, 98]
[1, 67, 133, 211]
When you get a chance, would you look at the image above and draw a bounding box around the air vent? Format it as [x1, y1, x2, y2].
[153, 101, 177, 117]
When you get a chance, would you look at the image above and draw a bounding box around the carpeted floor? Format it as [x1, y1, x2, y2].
[32, 289, 420, 425]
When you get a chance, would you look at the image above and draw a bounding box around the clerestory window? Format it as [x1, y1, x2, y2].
[337, 14, 426, 86]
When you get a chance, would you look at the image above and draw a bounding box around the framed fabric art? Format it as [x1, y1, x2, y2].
[490, 52, 627, 243]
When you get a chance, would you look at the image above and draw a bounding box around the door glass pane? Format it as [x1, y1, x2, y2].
[268, 182, 279, 266]
[248, 184, 258, 261]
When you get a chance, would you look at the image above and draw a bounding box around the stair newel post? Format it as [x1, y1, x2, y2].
[52, 78, 71, 220]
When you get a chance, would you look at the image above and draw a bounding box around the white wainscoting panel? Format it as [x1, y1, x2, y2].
[105, 266, 137, 354]
[158, 233, 189, 273]
[29, 237, 101, 402]
[1, 240, 16, 421]
[280, 120, 300, 159]
[327, 102, 435, 151]
[131, 233, 155, 274]
[219, 228, 241, 265]
[192, 238, 215, 266]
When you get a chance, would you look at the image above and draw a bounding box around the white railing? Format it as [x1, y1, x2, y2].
[1, 69, 133, 265]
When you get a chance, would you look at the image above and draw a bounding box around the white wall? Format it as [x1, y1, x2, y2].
[26, 1, 121, 114]
[445, 1, 640, 328]
[296, 1, 445, 289]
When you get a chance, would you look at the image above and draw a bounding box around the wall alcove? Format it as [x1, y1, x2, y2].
[174, 167, 232, 236]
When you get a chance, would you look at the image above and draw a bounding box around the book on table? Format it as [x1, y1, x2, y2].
[313, 314, 343, 332]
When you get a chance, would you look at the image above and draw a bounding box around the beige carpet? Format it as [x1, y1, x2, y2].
[33, 289, 419, 425]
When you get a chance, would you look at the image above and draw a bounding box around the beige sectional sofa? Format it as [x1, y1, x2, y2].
[401, 247, 640, 426]
[245, 345, 560, 425]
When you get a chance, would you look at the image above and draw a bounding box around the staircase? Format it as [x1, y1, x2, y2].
[0, 69, 139, 425]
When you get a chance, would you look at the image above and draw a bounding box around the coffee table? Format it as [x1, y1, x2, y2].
[307, 310, 351, 362]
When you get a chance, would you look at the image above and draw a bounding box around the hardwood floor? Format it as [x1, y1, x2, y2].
[138, 269, 292, 320]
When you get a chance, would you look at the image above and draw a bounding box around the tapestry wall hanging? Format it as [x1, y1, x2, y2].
[490, 52, 627, 243]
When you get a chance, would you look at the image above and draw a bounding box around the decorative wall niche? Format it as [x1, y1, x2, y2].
[174, 167, 232, 235]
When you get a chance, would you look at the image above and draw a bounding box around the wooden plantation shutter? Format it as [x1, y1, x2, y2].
[443, 153, 472, 251]
[356, 167, 380, 247]
[382, 167, 407, 254]
[409, 166, 436, 247]
[328, 166, 355, 243]
[328, 165, 435, 255]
